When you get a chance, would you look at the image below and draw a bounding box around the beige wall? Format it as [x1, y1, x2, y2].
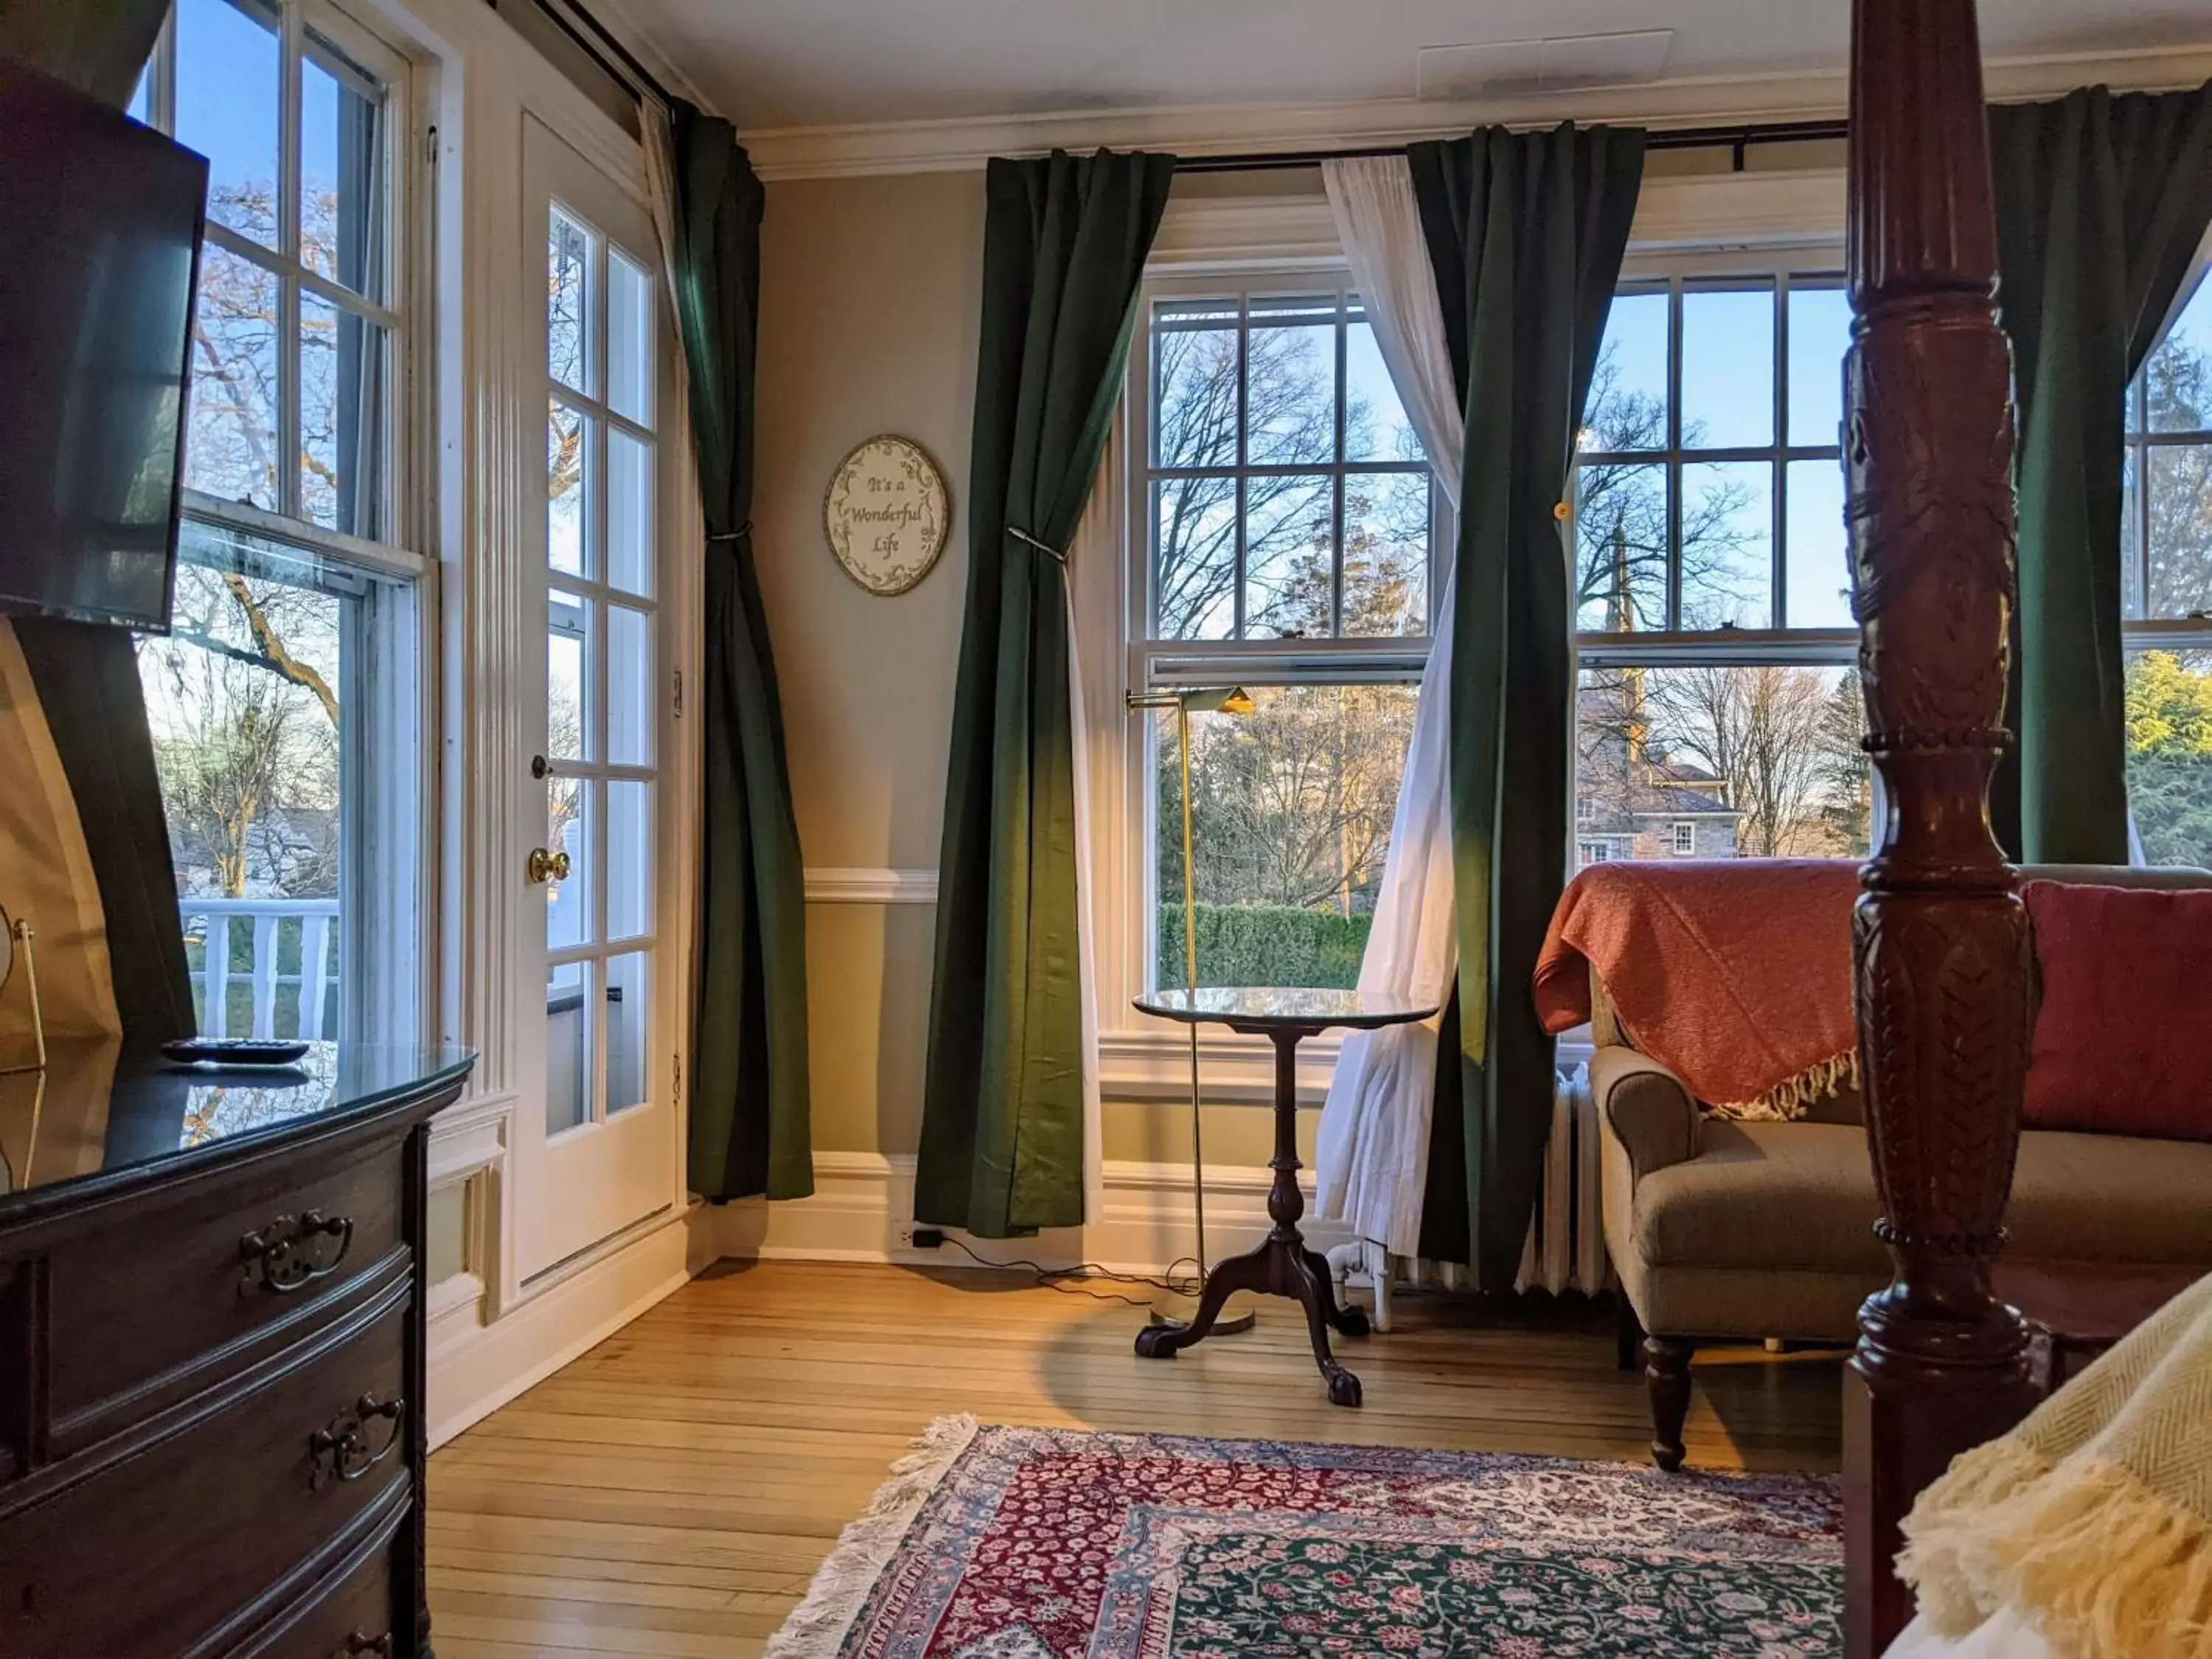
[756, 170, 1284, 1171]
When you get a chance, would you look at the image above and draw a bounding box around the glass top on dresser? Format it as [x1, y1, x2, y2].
[0, 1040, 475, 1206]
[1133, 986, 1439, 1032]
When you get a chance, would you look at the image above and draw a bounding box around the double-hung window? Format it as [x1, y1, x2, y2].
[130, 0, 423, 1044]
[2122, 272, 2212, 866]
[1571, 265, 1872, 864]
[1131, 279, 1445, 991]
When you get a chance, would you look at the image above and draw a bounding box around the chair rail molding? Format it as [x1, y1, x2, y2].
[804, 867, 941, 903]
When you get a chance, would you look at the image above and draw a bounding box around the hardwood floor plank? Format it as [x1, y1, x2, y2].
[428, 1260, 1840, 1658]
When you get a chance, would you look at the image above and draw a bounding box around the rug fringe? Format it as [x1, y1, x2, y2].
[764, 1413, 981, 1659]
[1714, 1048, 1859, 1122]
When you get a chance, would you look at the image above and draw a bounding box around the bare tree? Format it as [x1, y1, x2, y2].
[1644, 665, 1853, 856]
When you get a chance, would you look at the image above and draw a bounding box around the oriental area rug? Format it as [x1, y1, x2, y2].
[765, 1418, 1843, 1659]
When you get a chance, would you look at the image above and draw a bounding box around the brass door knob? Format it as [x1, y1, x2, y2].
[527, 846, 571, 885]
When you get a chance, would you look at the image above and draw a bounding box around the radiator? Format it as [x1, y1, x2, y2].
[1331, 1061, 1613, 1330]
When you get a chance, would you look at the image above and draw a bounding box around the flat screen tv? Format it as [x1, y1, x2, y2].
[0, 59, 207, 634]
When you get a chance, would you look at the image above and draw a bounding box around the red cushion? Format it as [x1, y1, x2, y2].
[2023, 880, 2212, 1141]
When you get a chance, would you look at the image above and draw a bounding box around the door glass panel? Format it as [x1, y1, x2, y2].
[548, 591, 590, 761]
[546, 958, 593, 1134]
[546, 776, 594, 953]
[603, 950, 650, 1115]
[607, 604, 653, 767]
[607, 781, 652, 941]
[547, 402, 591, 577]
[607, 249, 653, 427]
[608, 428, 653, 597]
[548, 207, 596, 395]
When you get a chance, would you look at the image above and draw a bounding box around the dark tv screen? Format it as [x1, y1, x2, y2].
[0, 60, 207, 634]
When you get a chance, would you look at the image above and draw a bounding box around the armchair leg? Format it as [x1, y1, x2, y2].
[1615, 1298, 1644, 1373]
[1644, 1336, 1695, 1472]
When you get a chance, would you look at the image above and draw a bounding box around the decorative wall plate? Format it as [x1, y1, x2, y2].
[823, 434, 950, 597]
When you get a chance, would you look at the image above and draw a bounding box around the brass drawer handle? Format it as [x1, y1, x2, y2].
[335, 1635, 394, 1658]
[240, 1209, 355, 1295]
[308, 1392, 406, 1490]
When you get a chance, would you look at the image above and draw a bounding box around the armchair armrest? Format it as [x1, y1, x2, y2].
[1591, 1045, 1701, 1180]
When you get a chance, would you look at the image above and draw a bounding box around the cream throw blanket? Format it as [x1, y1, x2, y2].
[1899, 1271, 2212, 1658]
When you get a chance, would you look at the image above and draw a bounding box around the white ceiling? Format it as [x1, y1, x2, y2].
[607, 0, 2212, 133]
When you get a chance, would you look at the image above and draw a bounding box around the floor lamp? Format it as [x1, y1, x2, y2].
[1125, 684, 1258, 1336]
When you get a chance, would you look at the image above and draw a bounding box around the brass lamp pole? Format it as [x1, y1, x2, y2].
[1126, 685, 1257, 1336]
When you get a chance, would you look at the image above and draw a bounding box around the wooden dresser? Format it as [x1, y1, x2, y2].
[0, 1040, 473, 1658]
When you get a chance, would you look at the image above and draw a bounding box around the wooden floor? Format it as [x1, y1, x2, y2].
[426, 1259, 1843, 1658]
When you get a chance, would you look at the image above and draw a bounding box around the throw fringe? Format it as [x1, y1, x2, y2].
[1712, 1048, 1859, 1122]
[763, 1413, 982, 1659]
[1900, 1441, 2212, 1658]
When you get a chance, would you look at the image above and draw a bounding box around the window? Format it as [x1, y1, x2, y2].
[1572, 266, 1871, 866]
[2124, 272, 2212, 866]
[1135, 279, 1444, 989]
[131, 0, 421, 1043]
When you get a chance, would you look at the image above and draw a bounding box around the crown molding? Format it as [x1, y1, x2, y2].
[745, 46, 2212, 182]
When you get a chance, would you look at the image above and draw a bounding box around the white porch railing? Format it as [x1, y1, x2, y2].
[178, 897, 341, 1040]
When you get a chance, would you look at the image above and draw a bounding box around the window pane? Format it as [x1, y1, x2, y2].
[607, 779, 653, 941]
[547, 402, 591, 577]
[1588, 290, 1668, 451]
[187, 245, 282, 512]
[301, 35, 386, 304]
[1682, 285, 1775, 450]
[1784, 458, 1854, 627]
[1245, 296, 1336, 467]
[547, 776, 594, 952]
[549, 590, 590, 761]
[546, 957, 592, 1134]
[2147, 275, 2212, 437]
[1574, 460, 1668, 631]
[1345, 315, 1418, 463]
[1153, 305, 1238, 470]
[300, 293, 386, 538]
[608, 428, 653, 597]
[607, 248, 654, 428]
[1343, 472, 1429, 638]
[2124, 451, 2144, 620]
[2126, 649, 2212, 867]
[1243, 473, 1333, 639]
[1153, 474, 1236, 639]
[176, 0, 280, 251]
[1576, 664, 1871, 864]
[607, 603, 653, 767]
[603, 950, 651, 1115]
[549, 208, 595, 395]
[1787, 284, 1851, 449]
[2147, 443, 2212, 619]
[1154, 684, 1417, 990]
[142, 524, 405, 1041]
[1680, 460, 1773, 630]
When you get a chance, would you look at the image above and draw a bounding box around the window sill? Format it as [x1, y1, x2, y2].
[1097, 1025, 1599, 1106]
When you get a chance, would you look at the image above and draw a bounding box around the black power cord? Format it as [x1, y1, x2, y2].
[928, 1234, 1205, 1309]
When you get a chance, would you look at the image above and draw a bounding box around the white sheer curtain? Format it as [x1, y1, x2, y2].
[1313, 158, 1466, 1263]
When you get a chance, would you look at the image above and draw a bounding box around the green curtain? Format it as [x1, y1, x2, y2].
[914, 149, 1173, 1237]
[1408, 124, 1644, 1290]
[2, 0, 198, 1052]
[667, 103, 814, 1201]
[1989, 83, 2212, 863]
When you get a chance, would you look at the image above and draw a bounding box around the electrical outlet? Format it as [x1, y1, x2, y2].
[910, 1226, 945, 1251]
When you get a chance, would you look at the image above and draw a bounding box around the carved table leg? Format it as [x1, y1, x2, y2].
[1644, 1336, 1695, 1472]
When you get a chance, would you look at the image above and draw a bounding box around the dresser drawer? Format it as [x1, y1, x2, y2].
[234, 1487, 410, 1659]
[42, 1127, 406, 1453]
[0, 1284, 411, 1659]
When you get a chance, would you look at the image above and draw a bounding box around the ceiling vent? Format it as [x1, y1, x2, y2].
[1416, 30, 1675, 100]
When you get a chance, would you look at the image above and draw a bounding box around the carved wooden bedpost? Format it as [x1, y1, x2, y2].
[1841, 1, 2039, 1653]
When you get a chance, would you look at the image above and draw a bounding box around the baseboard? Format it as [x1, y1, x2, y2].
[426, 1212, 692, 1448]
[693, 1151, 1355, 1276]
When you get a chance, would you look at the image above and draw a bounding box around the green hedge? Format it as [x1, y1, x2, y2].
[1157, 903, 1372, 991]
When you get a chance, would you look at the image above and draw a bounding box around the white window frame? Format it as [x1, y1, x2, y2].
[2123, 256, 2212, 636]
[136, 0, 434, 1046]
[1671, 821, 1697, 855]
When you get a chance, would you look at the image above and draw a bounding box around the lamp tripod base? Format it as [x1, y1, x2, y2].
[1147, 1287, 1259, 1337]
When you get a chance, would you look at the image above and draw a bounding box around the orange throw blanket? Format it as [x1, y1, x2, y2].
[1532, 859, 1862, 1120]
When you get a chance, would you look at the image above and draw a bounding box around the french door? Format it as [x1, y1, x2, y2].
[515, 118, 678, 1281]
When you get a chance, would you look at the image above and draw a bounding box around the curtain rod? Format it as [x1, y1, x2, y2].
[517, 0, 675, 111]
[1174, 118, 1849, 175]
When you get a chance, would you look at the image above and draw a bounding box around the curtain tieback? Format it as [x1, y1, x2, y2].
[1006, 525, 1067, 565]
[707, 520, 754, 544]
